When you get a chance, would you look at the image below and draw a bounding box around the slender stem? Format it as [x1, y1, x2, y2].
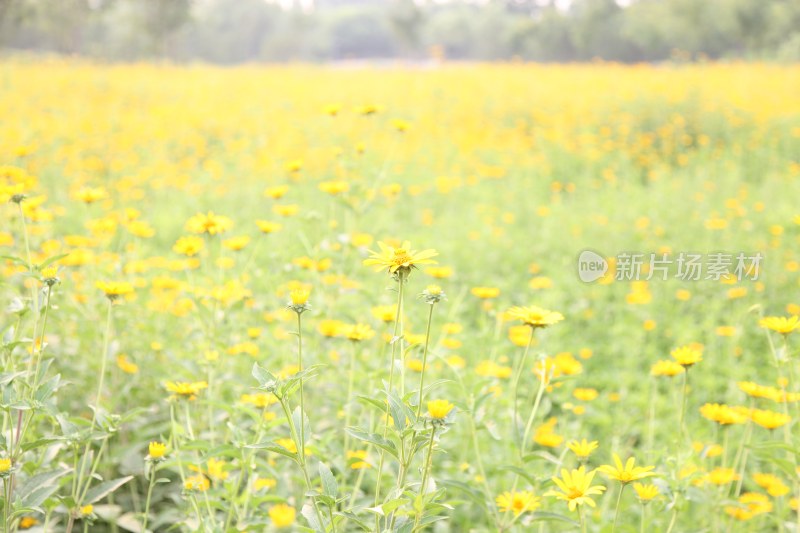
[344, 341, 358, 457]
[142, 463, 158, 532]
[511, 327, 535, 443]
[17, 203, 37, 312]
[580, 506, 587, 533]
[30, 286, 53, 394]
[416, 304, 436, 419]
[612, 484, 625, 533]
[413, 427, 437, 532]
[92, 302, 114, 428]
[73, 302, 114, 517]
[279, 397, 325, 528]
[640, 504, 646, 533]
[374, 275, 405, 530]
[520, 376, 546, 458]
[665, 507, 678, 533]
[677, 369, 689, 443]
[296, 312, 306, 458]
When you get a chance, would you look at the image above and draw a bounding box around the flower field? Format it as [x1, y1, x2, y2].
[1, 60, 799, 532]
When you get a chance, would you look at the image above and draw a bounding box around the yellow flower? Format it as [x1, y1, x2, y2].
[164, 381, 208, 400]
[506, 306, 564, 328]
[471, 287, 500, 299]
[148, 441, 167, 459]
[0, 458, 11, 473]
[255, 220, 282, 234]
[185, 211, 232, 235]
[363, 241, 438, 275]
[40, 265, 58, 281]
[254, 477, 277, 490]
[96, 281, 134, 300]
[545, 466, 606, 511]
[80, 504, 94, 516]
[650, 360, 684, 377]
[319, 181, 349, 195]
[343, 323, 374, 342]
[371, 305, 396, 323]
[269, 503, 296, 528]
[273, 204, 299, 217]
[205, 458, 229, 481]
[184, 474, 210, 491]
[19, 517, 38, 529]
[759, 315, 799, 335]
[289, 288, 310, 306]
[223, 235, 250, 251]
[173, 235, 204, 256]
[633, 482, 659, 501]
[699, 403, 747, 425]
[705, 467, 739, 485]
[347, 450, 372, 470]
[116, 354, 139, 374]
[573, 388, 598, 401]
[566, 439, 599, 459]
[671, 345, 702, 367]
[425, 266, 453, 278]
[750, 408, 791, 430]
[597, 454, 656, 484]
[534, 418, 564, 448]
[427, 399, 454, 419]
[495, 490, 541, 516]
[725, 492, 772, 521]
[264, 185, 290, 199]
[753, 473, 790, 496]
[74, 186, 107, 204]
[323, 103, 341, 116]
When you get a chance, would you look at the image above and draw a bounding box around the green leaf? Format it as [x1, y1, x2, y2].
[38, 253, 70, 269]
[387, 391, 411, 430]
[0, 372, 26, 387]
[382, 498, 409, 515]
[356, 396, 387, 413]
[244, 442, 298, 461]
[19, 484, 59, 508]
[84, 476, 134, 504]
[498, 465, 537, 485]
[318, 462, 338, 498]
[0, 255, 29, 268]
[252, 363, 277, 388]
[531, 511, 580, 526]
[300, 502, 322, 532]
[17, 468, 70, 505]
[345, 429, 398, 459]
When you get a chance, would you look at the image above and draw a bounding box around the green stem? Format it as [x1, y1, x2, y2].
[279, 397, 325, 528]
[580, 506, 587, 533]
[640, 504, 646, 533]
[520, 376, 546, 459]
[142, 463, 158, 532]
[344, 341, 358, 456]
[511, 327, 535, 444]
[73, 302, 114, 513]
[30, 285, 53, 395]
[612, 484, 625, 533]
[374, 275, 405, 530]
[412, 427, 437, 532]
[677, 369, 689, 444]
[416, 304, 436, 419]
[296, 312, 306, 458]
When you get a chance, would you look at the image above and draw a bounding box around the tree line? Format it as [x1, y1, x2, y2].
[1, 0, 798, 63]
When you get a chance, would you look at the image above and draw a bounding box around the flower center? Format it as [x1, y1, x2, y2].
[567, 488, 583, 499]
[392, 249, 412, 265]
